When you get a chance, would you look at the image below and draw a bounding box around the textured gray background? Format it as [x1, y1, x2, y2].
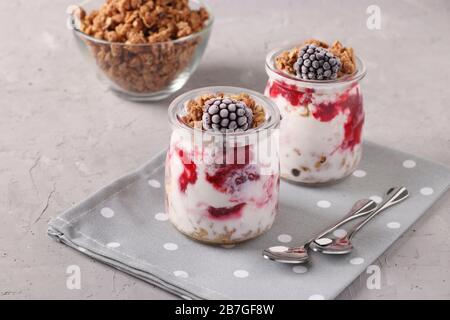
[0, 0, 449, 299]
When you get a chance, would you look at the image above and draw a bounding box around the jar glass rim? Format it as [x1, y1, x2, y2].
[168, 86, 281, 137]
[265, 45, 367, 88]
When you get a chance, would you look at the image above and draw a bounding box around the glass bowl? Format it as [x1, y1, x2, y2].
[67, 0, 213, 101]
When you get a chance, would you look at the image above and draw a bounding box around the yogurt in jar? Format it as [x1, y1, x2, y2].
[165, 87, 280, 244]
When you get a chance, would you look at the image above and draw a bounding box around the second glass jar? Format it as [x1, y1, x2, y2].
[265, 47, 367, 185]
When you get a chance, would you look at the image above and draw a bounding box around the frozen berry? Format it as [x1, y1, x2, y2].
[237, 116, 247, 126]
[202, 113, 211, 125]
[208, 105, 219, 115]
[211, 114, 220, 124]
[294, 44, 341, 80]
[220, 118, 229, 127]
[202, 97, 253, 132]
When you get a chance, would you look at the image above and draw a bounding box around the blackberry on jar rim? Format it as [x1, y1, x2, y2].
[202, 97, 254, 133]
[294, 44, 341, 80]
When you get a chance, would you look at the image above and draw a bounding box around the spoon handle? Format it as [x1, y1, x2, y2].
[348, 186, 409, 240]
[312, 198, 377, 242]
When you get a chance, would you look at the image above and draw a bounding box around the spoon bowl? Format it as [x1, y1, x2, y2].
[263, 246, 309, 264]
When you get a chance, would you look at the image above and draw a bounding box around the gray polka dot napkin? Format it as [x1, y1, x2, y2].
[48, 141, 450, 300]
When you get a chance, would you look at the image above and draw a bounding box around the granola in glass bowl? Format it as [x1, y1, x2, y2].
[68, 0, 213, 101]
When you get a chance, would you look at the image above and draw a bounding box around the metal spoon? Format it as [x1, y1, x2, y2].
[262, 198, 378, 264]
[310, 186, 409, 255]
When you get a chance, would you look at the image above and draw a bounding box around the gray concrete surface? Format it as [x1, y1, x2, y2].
[0, 0, 449, 299]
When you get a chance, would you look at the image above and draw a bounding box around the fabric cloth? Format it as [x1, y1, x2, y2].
[48, 141, 450, 300]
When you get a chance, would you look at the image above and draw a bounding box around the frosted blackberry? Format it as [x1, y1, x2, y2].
[293, 44, 341, 80]
[202, 97, 253, 133]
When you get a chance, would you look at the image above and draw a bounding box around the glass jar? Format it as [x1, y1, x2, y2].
[264, 47, 367, 185]
[166, 87, 280, 244]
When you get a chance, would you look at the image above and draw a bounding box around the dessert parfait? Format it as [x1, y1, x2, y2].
[265, 39, 367, 184]
[166, 87, 280, 244]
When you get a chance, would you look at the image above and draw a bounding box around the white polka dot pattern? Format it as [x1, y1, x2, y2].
[387, 222, 401, 229]
[420, 187, 434, 196]
[233, 270, 249, 278]
[174, 270, 189, 278]
[403, 160, 416, 168]
[107, 242, 120, 248]
[164, 243, 178, 251]
[350, 257, 364, 265]
[353, 170, 366, 178]
[148, 179, 161, 188]
[317, 200, 331, 208]
[277, 234, 292, 243]
[154, 212, 169, 221]
[101, 207, 114, 218]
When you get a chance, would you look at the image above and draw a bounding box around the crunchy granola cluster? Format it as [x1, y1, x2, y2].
[328, 41, 356, 75]
[80, 0, 209, 43]
[76, 0, 210, 93]
[181, 93, 266, 130]
[275, 39, 356, 78]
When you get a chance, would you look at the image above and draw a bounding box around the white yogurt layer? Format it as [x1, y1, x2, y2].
[265, 82, 363, 184]
[165, 129, 279, 243]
